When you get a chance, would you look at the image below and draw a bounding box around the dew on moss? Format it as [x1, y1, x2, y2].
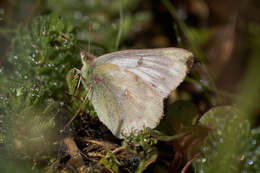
[248, 160, 254, 165]
[52, 82, 57, 86]
[201, 158, 207, 163]
[251, 139, 257, 145]
[60, 102, 64, 106]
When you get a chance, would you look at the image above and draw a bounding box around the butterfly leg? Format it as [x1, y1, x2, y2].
[65, 68, 92, 128]
[72, 67, 82, 75]
[73, 68, 83, 93]
[65, 86, 93, 128]
[65, 74, 103, 128]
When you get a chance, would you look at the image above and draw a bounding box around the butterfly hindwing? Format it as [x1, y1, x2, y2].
[90, 63, 163, 138]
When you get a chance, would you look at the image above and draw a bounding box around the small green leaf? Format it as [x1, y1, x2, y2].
[158, 100, 199, 135]
[200, 106, 242, 128]
[135, 151, 158, 173]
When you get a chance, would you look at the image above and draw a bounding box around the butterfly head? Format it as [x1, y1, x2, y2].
[80, 51, 96, 86]
[81, 51, 96, 72]
[80, 51, 96, 67]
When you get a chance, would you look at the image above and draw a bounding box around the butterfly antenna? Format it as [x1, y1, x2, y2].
[75, 75, 83, 95]
[60, 33, 97, 62]
[69, 67, 83, 96]
[88, 21, 92, 54]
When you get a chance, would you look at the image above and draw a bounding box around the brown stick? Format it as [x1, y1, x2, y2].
[63, 137, 88, 173]
[181, 155, 199, 173]
[112, 146, 125, 154]
[81, 137, 116, 148]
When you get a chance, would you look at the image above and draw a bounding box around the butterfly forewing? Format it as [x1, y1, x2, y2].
[94, 48, 193, 98]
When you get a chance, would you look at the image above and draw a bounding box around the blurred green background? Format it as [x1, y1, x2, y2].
[0, 0, 260, 173]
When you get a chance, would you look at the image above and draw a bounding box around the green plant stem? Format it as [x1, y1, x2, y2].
[115, 0, 124, 50]
[162, 0, 221, 105]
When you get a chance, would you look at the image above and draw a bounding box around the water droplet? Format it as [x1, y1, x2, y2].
[217, 129, 222, 135]
[248, 160, 254, 165]
[60, 102, 64, 106]
[201, 158, 207, 163]
[177, 37, 181, 42]
[251, 139, 256, 145]
[42, 27, 46, 35]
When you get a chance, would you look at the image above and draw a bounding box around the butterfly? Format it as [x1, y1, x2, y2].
[80, 48, 193, 138]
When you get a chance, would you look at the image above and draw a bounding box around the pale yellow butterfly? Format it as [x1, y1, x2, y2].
[80, 48, 193, 138]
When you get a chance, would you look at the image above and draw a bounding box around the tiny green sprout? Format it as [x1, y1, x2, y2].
[135, 152, 158, 173]
[99, 149, 121, 173]
[123, 128, 158, 153]
[0, 134, 5, 144]
[16, 88, 23, 96]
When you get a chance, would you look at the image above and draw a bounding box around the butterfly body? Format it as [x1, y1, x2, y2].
[81, 48, 193, 138]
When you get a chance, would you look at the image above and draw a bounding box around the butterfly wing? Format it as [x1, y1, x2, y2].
[94, 48, 193, 98]
[90, 63, 163, 138]
[89, 48, 193, 138]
